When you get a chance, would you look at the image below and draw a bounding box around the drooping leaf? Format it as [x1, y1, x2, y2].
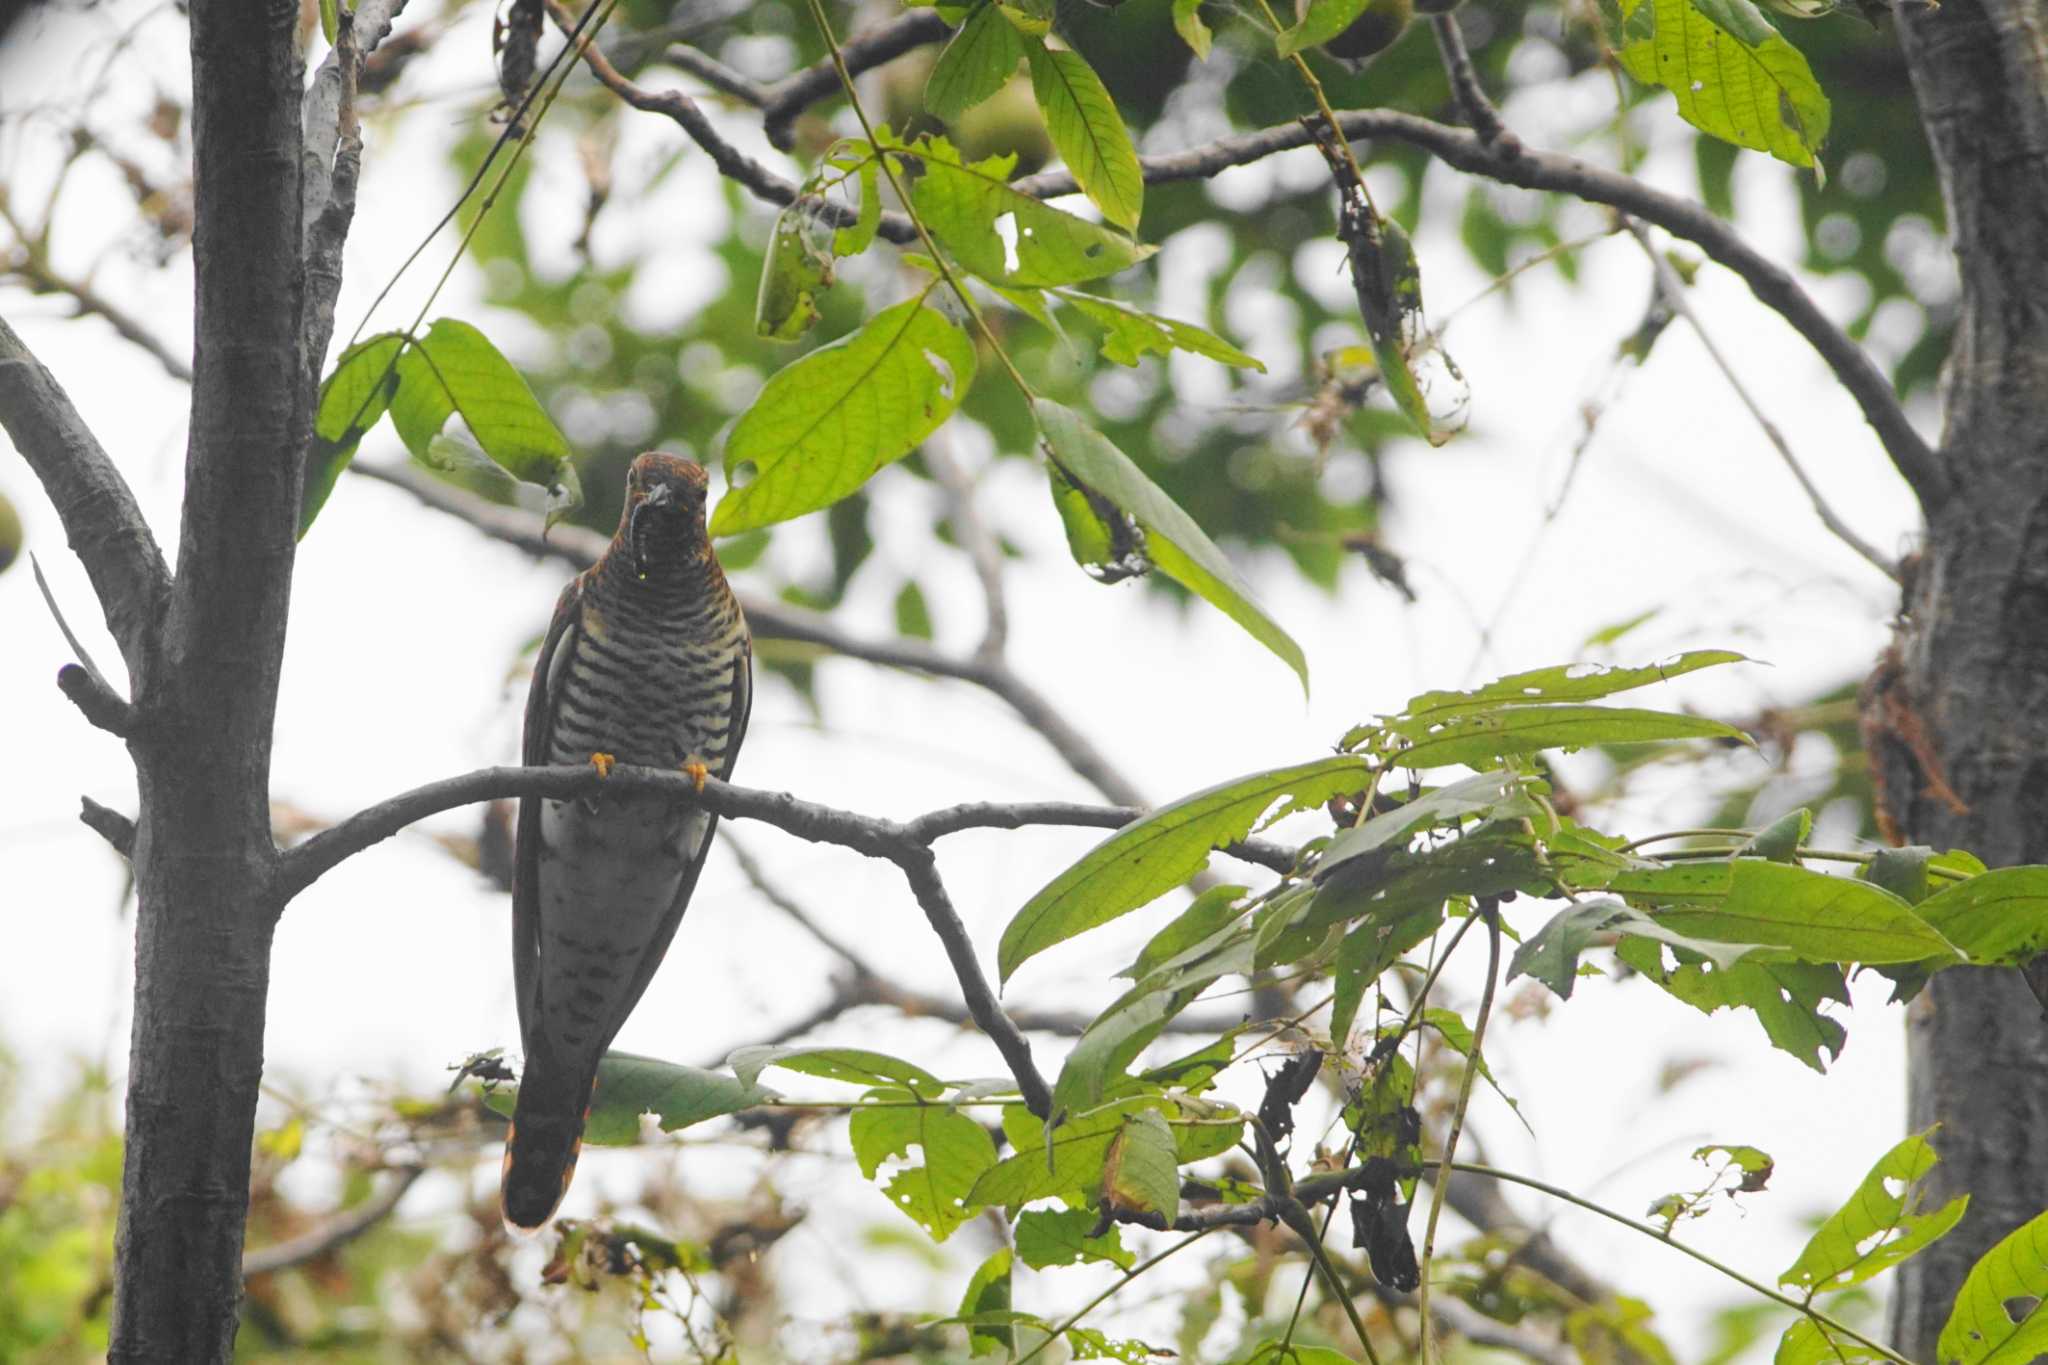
[728, 1044, 944, 1097]
[1779, 1131, 1967, 1294]
[969, 1097, 1161, 1208]
[1616, 0, 1831, 169]
[1332, 197, 1468, 446]
[1607, 860, 1961, 965]
[1057, 291, 1264, 370]
[1171, 0, 1213, 57]
[831, 147, 882, 257]
[926, 1, 1027, 121]
[1015, 1207, 1134, 1270]
[1035, 397, 1309, 690]
[1100, 1109, 1180, 1228]
[958, 1249, 1015, 1357]
[1052, 977, 1211, 1120]
[1619, 938, 1849, 1071]
[1024, 42, 1143, 230]
[1510, 895, 1753, 1000]
[1775, 1319, 1886, 1365]
[1124, 883, 1251, 981]
[482, 1052, 771, 1144]
[711, 297, 975, 535]
[1936, 1205, 2048, 1365]
[1329, 899, 1447, 1044]
[387, 318, 579, 513]
[848, 1085, 999, 1240]
[999, 755, 1365, 980]
[890, 132, 1154, 287]
[756, 200, 833, 341]
[302, 333, 407, 536]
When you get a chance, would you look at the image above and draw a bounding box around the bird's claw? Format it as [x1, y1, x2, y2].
[682, 761, 709, 794]
[589, 752, 616, 779]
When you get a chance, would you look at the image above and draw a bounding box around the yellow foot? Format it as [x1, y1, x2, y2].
[681, 760, 710, 793]
[589, 752, 616, 779]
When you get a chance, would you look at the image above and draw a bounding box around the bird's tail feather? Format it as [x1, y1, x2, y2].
[501, 1056, 593, 1230]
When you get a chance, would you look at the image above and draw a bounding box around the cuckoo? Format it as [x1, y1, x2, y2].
[501, 451, 752, 1229]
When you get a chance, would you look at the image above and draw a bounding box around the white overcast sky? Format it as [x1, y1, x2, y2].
[0, 1, 1940, 1356]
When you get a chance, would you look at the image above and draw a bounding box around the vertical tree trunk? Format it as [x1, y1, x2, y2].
[106, 2, 311, 1357]
[1878, 0, 2048, 1355]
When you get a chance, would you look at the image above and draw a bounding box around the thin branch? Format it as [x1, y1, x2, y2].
[352, 459, 1149, 805]
[81, 796, 138, 858]
[905, 799, 1295, 874]
[1429, 14, 1514, 149]
[657, 45, 768, 106]
[1625, 218, 1901, 581]
[0, 315, 170, 673]
[0, 233, 194, 381]
[759, 9, 951, 151]
[240, 1165, 425, 1279]
[922, 432, 1008, 661]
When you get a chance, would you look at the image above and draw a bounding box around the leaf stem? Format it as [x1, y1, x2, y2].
[1249, 0, 1376, 211]
[798, 0, 1035, 402]
[1449, 1161, 1915, 1365]
[1013, 1228, 1214, 1365]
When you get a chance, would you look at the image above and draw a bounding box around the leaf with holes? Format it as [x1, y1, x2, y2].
[1024, 42, 1142, 230]
[848, 1086, 999, 1241]
[1015, 1208, 1133, 1270]
[1616, 0, 1830, 169]
[711, 297, 975, 535]
[1778, 1131, 1968, 1294]
[1936, 1205, 2048, 1365]
[1057, 291, 1264, 370]
[890, 132, 1154, 287]
[1511, 895, 1753, 1000]
[1363, 652, 1750, 749]
[1619, 937, 1848, 1071]
[999, 755, 1363, 981]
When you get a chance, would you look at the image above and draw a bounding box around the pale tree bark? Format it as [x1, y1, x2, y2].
[1877, 0, 2048, 1355]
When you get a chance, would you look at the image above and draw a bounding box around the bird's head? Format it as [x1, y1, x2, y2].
[621, 451, 711, 580]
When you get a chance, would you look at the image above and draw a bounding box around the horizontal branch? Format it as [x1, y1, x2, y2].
[0, 315, 170, 674]
[353, 460, 1147, 805]
[241, 1165, 424, 1279]
[759, 9, 950, 152]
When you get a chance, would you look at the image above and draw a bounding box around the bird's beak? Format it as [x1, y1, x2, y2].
[629, 484, 674, 578]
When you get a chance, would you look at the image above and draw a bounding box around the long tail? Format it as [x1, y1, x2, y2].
[501, 1053, 594, 1230]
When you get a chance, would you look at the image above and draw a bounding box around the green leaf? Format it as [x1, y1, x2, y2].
[1329, 899, 1446, 1044]
[302, 333, 406, 537]
[1617, 0, 1830, 169]
[1620, 939, 1848, 1071]
[483, 1052, 772, 1144]
[958, 1249, 1015, 1357]
[894, 579, 934, 639]
[1937, 1205, 2048, 1364]
[1124, 883, 1251, 981]
[926, 2, 1026, 121]
[1024, 42, 1143, 231]
[1052, 979, 1208, 1120]
[728, 1044, 944, 1096]
[1334, 206, 1467, 447]
[1608, 860, 1962, 965]
[848, 1086, 999, 1240]
[756, 200, 832, 341]
[830, 147, 882, 257]
[1911, 867, 2048, 966]
[1171, 0, 1212, 57]
[1862, 846, 1934, 906]
[999, 755, 1365, 980]
[1775, 1319, 1886, 1365]
[969, 1102, 1136, 1208]
[1319, 770, 1531, 877]
[1380, 652, 1749, 738]
[319, 0, 338, 46]
[1396, 704, 1747, 770]
[1779, 1131, 1967, 1294]
[1510, 895, 1753, 1000]
[1035, 397, 1309, 691]
[388, 318, 578, 508]
[890, 132, 1155, 287]
[1276, 0, 1371, 55]
[1015, 1208, 1134, 1270]
[711, 297, 975, 535]
[1057, 291, 1265, 370]
[1100, 1109, 1180, 1228]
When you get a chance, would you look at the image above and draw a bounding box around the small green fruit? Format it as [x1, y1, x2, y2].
[1306, 0, 1415, 61]
[0, 489, 20, 576]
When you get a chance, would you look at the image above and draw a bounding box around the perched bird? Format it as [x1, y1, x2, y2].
[501, 451, 752, 1229]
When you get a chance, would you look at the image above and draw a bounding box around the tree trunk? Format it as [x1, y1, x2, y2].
[105, 3, 311, 1357]
[1877, 0, 2048, 1355]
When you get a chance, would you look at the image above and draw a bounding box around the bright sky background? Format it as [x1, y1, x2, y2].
[0, 1, 1940, 1357]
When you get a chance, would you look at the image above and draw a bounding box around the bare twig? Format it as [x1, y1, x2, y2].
[656, 45, 768, 105]
[241, 1165, 425, 1279]
[58, 664, 135, 737]
[759, 8, 951, 151]
[81, 796, 138, 858]
[0, 315, 170, 673]
[0, 233, 194, 382]
[1625, 219, 1901, 581]
[1429, 14, 1514, 149]
[922, 432, 1008, 661]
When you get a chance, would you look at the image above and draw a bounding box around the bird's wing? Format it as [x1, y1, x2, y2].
[512, 574, 587, 1057]
[597, 628, 754, 1043]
